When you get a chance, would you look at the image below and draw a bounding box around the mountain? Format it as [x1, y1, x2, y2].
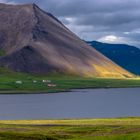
[0, 3, 133, 78]
[87, 41, 140, 75]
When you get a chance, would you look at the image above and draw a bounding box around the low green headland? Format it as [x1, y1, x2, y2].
[0, 118, 140, 140]
[0, 68, 139, 93]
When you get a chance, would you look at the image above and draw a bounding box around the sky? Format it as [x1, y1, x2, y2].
[0, 0, 140, 47]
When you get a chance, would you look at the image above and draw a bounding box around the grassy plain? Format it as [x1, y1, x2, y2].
[0, 68, 139, 93]
[0, 118, 140, 140]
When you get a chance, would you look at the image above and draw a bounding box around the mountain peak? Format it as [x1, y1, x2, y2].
[0, 3, 134, 78]
[23, 3, 39, 9]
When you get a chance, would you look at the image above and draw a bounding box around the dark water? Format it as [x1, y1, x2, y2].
[0, 88, 140, 120]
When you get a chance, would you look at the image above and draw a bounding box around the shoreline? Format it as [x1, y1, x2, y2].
[0, 117, 140, 123]
[0, 86, 140, 94]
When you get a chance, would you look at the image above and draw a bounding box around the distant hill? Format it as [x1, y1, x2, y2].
[87, 41, 140, 75]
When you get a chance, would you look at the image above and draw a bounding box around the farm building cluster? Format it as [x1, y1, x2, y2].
[15, 80, 57, 87]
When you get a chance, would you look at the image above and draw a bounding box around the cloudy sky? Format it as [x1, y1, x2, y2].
[1, 0, 140, 47]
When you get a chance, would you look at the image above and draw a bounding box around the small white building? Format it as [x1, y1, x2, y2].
[15, 81, 22, 84]
[42, 80, 47, 83]
[46, 80, 51, 83]
[42, 80, 51, 83]
[33, 80, 37, 83]
[47, 84, 56, 87]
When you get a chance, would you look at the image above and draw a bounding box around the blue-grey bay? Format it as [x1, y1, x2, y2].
[0, 88, 140, 120]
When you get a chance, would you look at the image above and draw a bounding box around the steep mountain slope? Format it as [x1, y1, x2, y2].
[0, 3, 133, 78]
[87, 41, 140, 75]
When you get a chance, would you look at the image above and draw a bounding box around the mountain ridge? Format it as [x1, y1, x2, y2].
[0, 3, 134, 78]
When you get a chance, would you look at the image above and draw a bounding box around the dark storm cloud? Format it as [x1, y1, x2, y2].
[3, 0, 140, 47]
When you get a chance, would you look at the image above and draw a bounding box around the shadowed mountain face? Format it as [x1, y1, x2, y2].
[87, 41, 140, 75]
[0, 3, 134, 78]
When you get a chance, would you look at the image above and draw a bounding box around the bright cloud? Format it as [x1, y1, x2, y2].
[100, 35, 118, 42]
[124, 32, 130, 35]
[98, 35, 125, 44]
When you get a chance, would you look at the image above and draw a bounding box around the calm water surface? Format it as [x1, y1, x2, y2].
[0, 88, 140, 120]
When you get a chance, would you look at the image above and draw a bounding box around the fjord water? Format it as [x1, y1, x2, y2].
[0, 88, 140, 120]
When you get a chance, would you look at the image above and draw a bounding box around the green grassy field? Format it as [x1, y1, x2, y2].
[0, 68, 139, 93]
[0, 118, 140, 140]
